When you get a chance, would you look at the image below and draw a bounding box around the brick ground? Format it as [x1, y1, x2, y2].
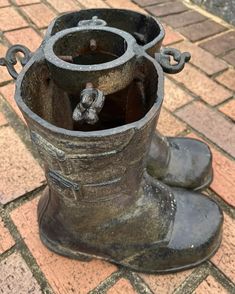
[0, 0, 234, 293]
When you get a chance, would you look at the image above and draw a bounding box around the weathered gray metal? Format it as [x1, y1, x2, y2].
[0, 9, 223, 273]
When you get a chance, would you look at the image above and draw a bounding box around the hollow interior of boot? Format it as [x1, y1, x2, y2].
[20, 57, 160, 131]
[49, 9, 161, 46]
[53, 30, 128, 65]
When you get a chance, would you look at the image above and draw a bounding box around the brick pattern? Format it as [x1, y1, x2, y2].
[107, 279, 137, 294]
[178, 20, 227, 42]
[0, 252, 42, 294]
[176, 101, 235, 157]
[212, 213, 235, 283]
[0, 0, 234, 293]
[0, 217, 15, 254]
[174, 41, 228, 76]
[172, 64, 232, 106]
[194, 275, 229, 294]
[0, 126, 45, 204]
[10, 196, 117, 294]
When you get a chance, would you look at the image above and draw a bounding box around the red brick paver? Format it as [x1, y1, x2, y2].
[107, 279, 137, 294]
[194, 275, 229, 294]
[0, 0, 234, 293]
[140, 270, 193, 294]
[219, 99, 235, 121]
[0, 127, 45, 204]
[172, 64, 232, 106]
[0, 217, 15, 254]
[10, 196, 117, 294]
[176, 101, 235, 157]
[212, 214, 235, 284]
[0, 252, 42, 294]
[4, 27, 42, 52]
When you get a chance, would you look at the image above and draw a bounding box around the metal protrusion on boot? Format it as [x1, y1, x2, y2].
[90, 39, 97, 51]
[72, 83, 105, 124]
[77, 16, 107, 27]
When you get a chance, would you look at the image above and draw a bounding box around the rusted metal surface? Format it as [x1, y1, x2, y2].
[0, 9, 223, 273]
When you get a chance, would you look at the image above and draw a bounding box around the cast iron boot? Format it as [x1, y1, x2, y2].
[0, 18, 223, 273]
[42, 8, 213, 191]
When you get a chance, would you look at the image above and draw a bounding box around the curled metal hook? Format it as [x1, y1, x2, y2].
[0, 44, 32, 79]
[155, 47, 191, 74]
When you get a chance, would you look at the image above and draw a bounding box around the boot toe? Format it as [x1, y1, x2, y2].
[163, 137, 213, 190]
[125, 188, 223, 273]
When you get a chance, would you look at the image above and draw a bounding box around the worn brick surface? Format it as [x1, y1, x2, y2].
[172, 64, 232, 105]
[77, 0, 109, 8]
[162, 25, 183, 46]
[163, 78, 193, 111]
[223, 49, 235, 67]
[4, 27, 42, 52]
[194, 275, 229, 294]
[134, 0, 174, 6]
[219, 99, 235, 121]
[0, 252, 42, 294]
[106, 0, 146, 13]
[46, 0, 81, 13]
[0, 112, 7, 126]
[15, 0, 39, 4]
[0, 0, 9, 7]
[140, 270, 192, 294]
[179, 20, 226, 42]
[0, 83, 25, 122]
[175, 41, 228, 76]
[146, 1, 188, 17]
[0, 217, 14, 254]
[216, 69, 235, 92]
[158, 108, 186, 136]
[21, 3, 56, 28]
[188, 132, 235, 207]
[176, 101, 235, 158]
[10, 196, 117, 294]
[0, 7, 28, 31]
[200, 31, 235, 56]
[107, 278, 137, 294]
[161, 10, 206, 29]
[0, 126, 45, 204]
[211, 146, 235, 207]
[212, 214, 235, 283]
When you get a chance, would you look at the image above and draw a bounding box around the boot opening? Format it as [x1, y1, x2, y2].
[20, 57, 159, 131]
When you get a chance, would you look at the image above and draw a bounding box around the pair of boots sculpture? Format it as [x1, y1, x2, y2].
[0, 9, 223, 273]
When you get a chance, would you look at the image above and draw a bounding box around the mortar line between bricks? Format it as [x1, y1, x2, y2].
[166, 105, 235, 163]
[208, 261, 235, 292]
[196, 29, 234, 46]
[42, 0, 64, 16]
[0, 96, 45, 167]
[160, 17, 208, 30]
[173, 264, 209, 294]
[9, 0, 47, 34]
[0, 206, 54, 294]
[88, 270, 125, 294]
[2, 184, 47, 212]
[125, 272, 154, 294]
[207, 190, 235, 219]
[182, 0, 234, 30]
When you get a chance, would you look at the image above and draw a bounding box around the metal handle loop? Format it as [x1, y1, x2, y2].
[0, 44, 32, 79]
[155, 47, 191, 74]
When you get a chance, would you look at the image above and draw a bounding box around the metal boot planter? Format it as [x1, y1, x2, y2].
[43, 9, 214, 191]
[0, 9, 223, 273]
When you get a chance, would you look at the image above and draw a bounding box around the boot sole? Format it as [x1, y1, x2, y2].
[39, 228, 222, 274]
